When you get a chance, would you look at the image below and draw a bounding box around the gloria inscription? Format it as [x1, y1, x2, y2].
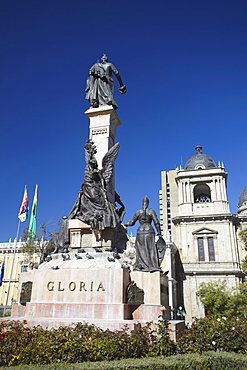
[47, 281, 105, 292]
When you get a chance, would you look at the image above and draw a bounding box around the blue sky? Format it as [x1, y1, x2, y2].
[1, 0, 247, 241]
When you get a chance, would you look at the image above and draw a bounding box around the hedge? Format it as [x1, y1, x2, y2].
[1, 352, 247, 370]
[0, 320, 175, 366]
[2, 317, 247, 367]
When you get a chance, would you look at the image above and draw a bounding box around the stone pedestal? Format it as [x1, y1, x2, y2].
[10, 257, 171, 331]
[130, 271, 170, 321]
[85, 105, 121, 203]
[68, 219, 116, 249]
[12, 263, 131, 320]
[131, 271, 168, 305]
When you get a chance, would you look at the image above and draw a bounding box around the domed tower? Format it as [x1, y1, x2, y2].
[184, 145, 216, 171]
[160, 146, 230, 233]
[238, 186, 247, 215]
[160, 146, 243, 322]
[181, 145, 229, 214]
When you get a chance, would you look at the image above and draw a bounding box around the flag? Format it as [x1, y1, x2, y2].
[0, 263, 5, 286]
[18, 186, 29, 222]
[29, 184, 38, 239]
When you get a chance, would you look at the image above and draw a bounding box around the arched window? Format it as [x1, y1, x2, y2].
[193, 184, 211, 203]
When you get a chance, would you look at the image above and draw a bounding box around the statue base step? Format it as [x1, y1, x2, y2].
[11, 302, 171, 322]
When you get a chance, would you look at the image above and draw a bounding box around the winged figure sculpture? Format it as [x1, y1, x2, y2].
[67, 140, 122, 232]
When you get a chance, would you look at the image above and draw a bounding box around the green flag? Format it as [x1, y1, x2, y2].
[29, 184, 38, 239]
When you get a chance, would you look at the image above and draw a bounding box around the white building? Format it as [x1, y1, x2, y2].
[160, 146, 247, 321]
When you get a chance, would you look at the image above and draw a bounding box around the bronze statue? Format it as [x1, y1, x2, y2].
[124, 196, 163, 272]
[41, 140, 125, 256]
[68, 140, 123, 232]
[85, 54, 127, 109]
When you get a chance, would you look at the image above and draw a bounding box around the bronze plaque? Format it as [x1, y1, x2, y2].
[20, 281, 33, 306]
[126, 281, 144, 304]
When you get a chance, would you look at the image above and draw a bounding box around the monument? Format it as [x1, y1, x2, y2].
[10, 55, 172, 331]
[85, 54, 127, 110]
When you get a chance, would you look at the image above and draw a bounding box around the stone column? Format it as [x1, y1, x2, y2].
[218, 177, 222, 199]
[69, 222, 83, 249]
[212, 178, 217, 201]
[188, 181, 192, 203]
[178, 181, 183, 205]
[222, 177, 228, 202]
[165, 244, 174, 310]
[85, 105, 122, 203]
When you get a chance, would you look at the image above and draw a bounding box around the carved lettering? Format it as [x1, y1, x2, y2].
[92, 128, 107, 135]
[58, 281, 65, 291]
[46, 281, 106, 292]
[97, 281, 105, 291]
[47, 282, 54, 291]
[69, 282, 76, 291]
[79, 282, 87, 291]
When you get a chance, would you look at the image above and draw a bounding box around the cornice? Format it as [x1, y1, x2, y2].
[172, 213, 240, 225]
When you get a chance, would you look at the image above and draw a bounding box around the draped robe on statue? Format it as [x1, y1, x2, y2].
[68, 164, 119, 232]
[126, 208, 161, 272]
[85, 62, 119, 109]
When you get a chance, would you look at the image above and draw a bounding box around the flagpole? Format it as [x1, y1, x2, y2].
[15, 220, 21, 241]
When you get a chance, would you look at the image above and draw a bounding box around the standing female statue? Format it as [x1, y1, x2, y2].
[85, 54, 127, 109]
[124, 196, 163, 272]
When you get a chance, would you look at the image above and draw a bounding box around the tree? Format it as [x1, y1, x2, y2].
[20, 221, 59, 261]
[198, 280, 247, 318]
[198, 280, 230, 316]
[227, 282, 247, 318]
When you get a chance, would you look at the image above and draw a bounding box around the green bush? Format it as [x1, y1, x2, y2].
[177, 316, 247, 354]
[206, 351, 247, 370]
[2, 352, 247, 369]
[0, 320, 33, 366]
[198, 280, 247, 318]
[0, 318, 175, 366]
[2, 317, 247, 367]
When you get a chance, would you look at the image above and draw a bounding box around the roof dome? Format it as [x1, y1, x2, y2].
[238, 186, 247, 207]
[184, 146, 216, 170]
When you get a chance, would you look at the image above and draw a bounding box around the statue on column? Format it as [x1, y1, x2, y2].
[85, 54, 127, 109]
[124, 196, 164, 272]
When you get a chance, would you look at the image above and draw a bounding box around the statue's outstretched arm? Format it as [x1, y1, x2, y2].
[111, 63, 127, 94]
[124, 211, 139, 227]
[117, 75, 127, 94]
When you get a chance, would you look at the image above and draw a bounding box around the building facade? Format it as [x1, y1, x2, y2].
[160, 146, 247, 321]
[0, 240, 39, 315]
